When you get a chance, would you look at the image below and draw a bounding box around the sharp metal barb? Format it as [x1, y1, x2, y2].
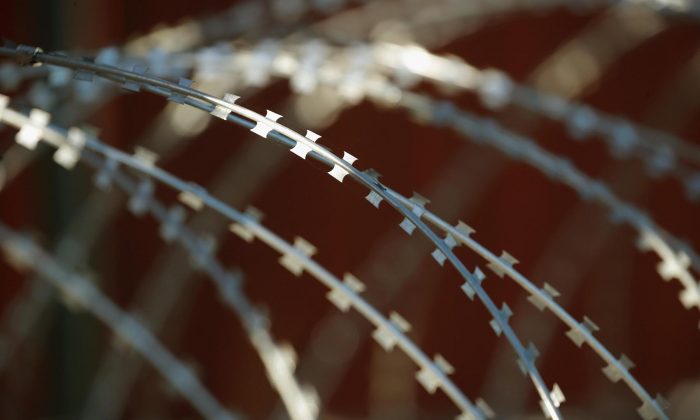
[416, 353, 455, 394]
[290, 130, 321, 159]
[326, 273, 366, 312]
[178, 183, 207, 211]
[602, 353, 636, 383]
[518, 342, 541, 376]
[363, 168, 384, 208]
[431, 232, 459, 266]
[251, 109, 283, 138]
[279, 237, 317, 276]
[121, 64, 147, 92]
[489, 303, 513, 337]
[527, 282, 561, 311]
[486, 251, 519, 278]
[327, 151, 358, 183]
[210, 93, 240, 120]
[168, 77, 193, 104]
[461, 268, 485, 301]
[229, 206, 264, 243]
[566, 316, 600, 348]
[372, 311, 412, 351]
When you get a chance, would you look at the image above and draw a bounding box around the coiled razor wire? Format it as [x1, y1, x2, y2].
[0, 39, 684, 412]
[0, 46, 563, 418]
[0, 225, 238, 420]
[0, 46, 569, 418]
[0, 104, 491, 420]
[0, 4, 692, 420]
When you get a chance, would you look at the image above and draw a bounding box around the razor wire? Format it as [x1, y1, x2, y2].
[0, 103, 491, 420]
[0, 3, 692, 420]
[0, 44, 684, 418]
[480, 164, 651, 412]
[0, 5, 696, 420]
[0, 225, 238, 420]
[0, 47, 571, 418]
[2, 40, 682, 418]
[4, 47, 628, 417]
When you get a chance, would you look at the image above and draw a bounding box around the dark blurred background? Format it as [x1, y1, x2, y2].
[1, 1, 700, 419]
